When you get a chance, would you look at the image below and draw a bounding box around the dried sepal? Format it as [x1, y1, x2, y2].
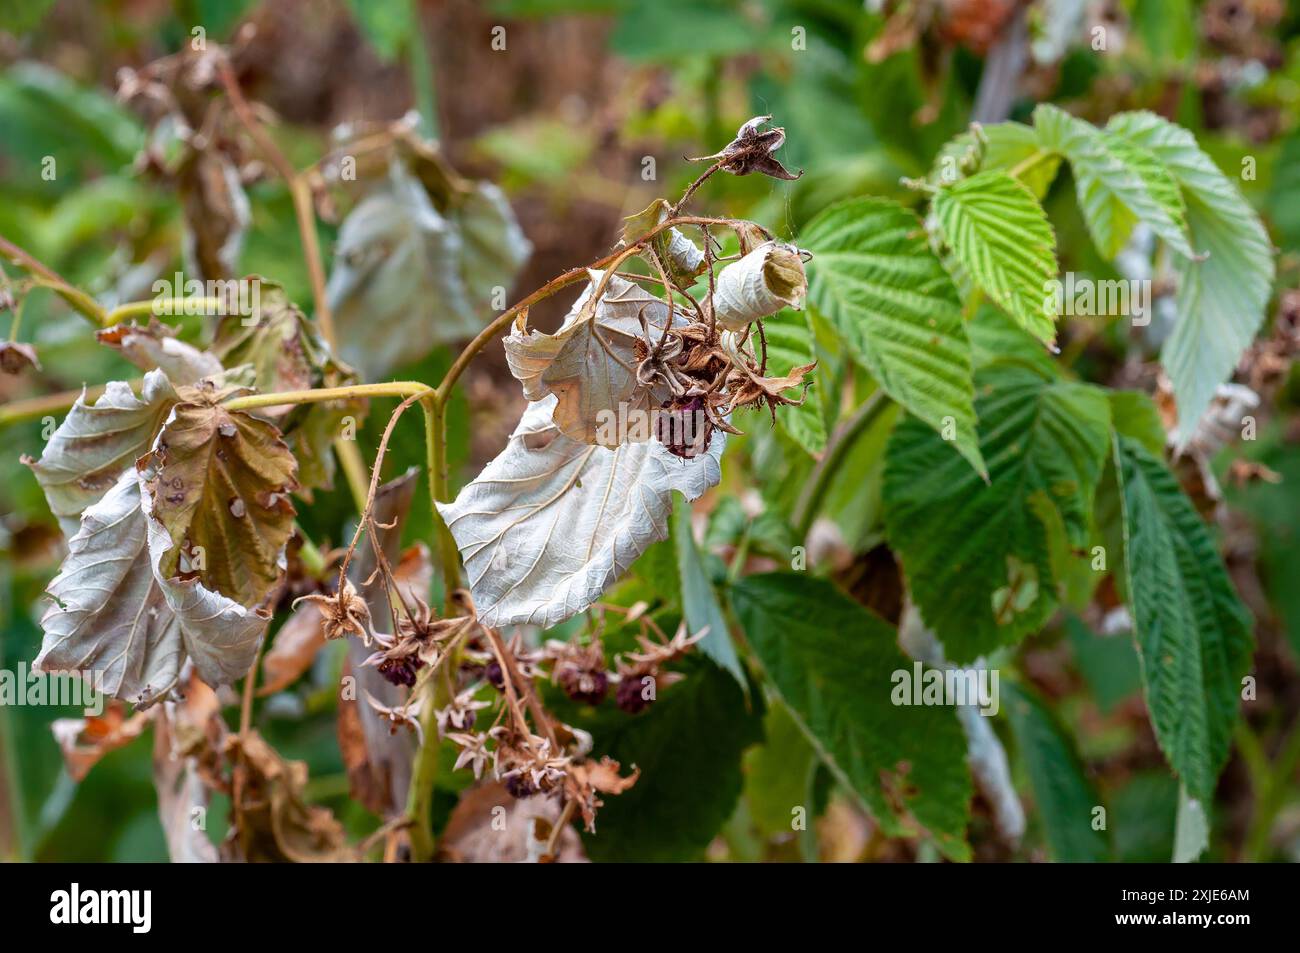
[689, 115, 803, 181]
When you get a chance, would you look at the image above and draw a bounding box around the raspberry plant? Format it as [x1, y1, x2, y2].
[0, 15, 1287, 865]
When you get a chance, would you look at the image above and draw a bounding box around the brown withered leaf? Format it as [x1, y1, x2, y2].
[51, 702, 152, 782]
[97, 319, 222, 385]
[392, 542, 433, 606]
[336, 661, 391, 816]
[439, 782, 587, 863]
[223, 729, 355, 863]
[564, 756, 640, 833]
[142, 390, 298, 608]
[258, 603, 327, 696]
[152, 671, 224, 863]
[0, 340, 40, 374]
[213, 280, 365, 493]
[26, 370, 180, 536]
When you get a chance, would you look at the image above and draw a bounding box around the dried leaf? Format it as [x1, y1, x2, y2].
[179, 150, 249, 282]
[26, 370, 179, 535]
[258, 603, 327, 696]
[96, 319, 223, 385]
[623, 198, 705, 286]
[152, 675, 222, 863]
[439, 781, 587, 863]
[328, 161, 530, 379]
[0, 340, 40, 374]
[503, 270, 686, 446]
[51, 702, 151, 782]
[711, 241, 807, 331]
[337, 671, 391, 816]
[36, 469, 268, 707]
[437, 395, 726, 628]
[223, 729, 354, 863]
[141, 393, 298, 607]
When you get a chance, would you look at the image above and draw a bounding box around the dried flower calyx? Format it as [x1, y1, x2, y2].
[689, 115, 803, 181]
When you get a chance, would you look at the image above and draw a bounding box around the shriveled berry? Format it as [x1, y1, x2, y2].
[504, 773, 536, 799]
[378, 656, 421, 687]
[557, 667, 608, 706]
[616, 674, 654, 714]
[485, 660, 504, 690]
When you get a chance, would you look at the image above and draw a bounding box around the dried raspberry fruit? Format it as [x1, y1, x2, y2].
[616, 675, 654, 714]
[557, 666, 609, 706]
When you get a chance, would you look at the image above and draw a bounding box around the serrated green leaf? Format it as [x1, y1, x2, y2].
[759, 311, 828, 456]
[744, 700, 819, 839]
[801, 197, 984, 475]
[1033, 104, 1194, 261]
[1003, 681, 1110, 862]
[932, 170, 1058, 346]
[930, 121, 1062, 199]
[730, 573, 972, 860]
[1107, 111, 1275, 445]
[884, 362, 1111, 661]
[1114, 435, 1254, 800]
[579, 659, 761, 861]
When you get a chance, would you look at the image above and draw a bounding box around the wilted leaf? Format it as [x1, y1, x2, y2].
[152, 674, 222, 863]
[328, 161, 530, 379]
[711, 241, 807, 331]
[179, 150, 250, 282]
[440, 781, 587, 863]
[437, 395, 725, 628]
[141, 392, 298, 608]
[51, 702, 151, 782]
[258, 603, 327, 696]
[0, 340, 40, 374]
[36, 469, 268, 707]
[223, 728, 354, 863]
[96, 319, 223, 384]
[504, 270, 686, 446]
[623, 197, 704, 286]
[26, 370, 179, 535]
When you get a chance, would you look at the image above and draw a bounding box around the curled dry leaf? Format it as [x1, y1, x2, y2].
[564, 756, 640, 833]
[25, 370, 179, 536]
[152, 672, 223, 863]
[623, 198, 705, 286]
[504, 270, 687, 446]
[36, 469, 268, 707]
[0, 340, 40, 374]
[436, 395, 725, 628]
[96, 319, 223, 385]
[51, 701, 152, 782]
[258, 600, 328, 696]
[223, 729, 354, 863]
[438, 781, 587, 863]
[141, 390, 298, 608]
[327, 159, 530, 380]
[711, 241, 808, 331]
[211, 280, 363, 493]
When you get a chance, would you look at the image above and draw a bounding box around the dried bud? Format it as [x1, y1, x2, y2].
[690, 115, 803, 181]
[616, 674, 654, 714]
[711, 241, 807, 331]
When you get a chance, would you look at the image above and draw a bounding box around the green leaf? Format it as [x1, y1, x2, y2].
[1003, 681, 1109, 862]
[801, 197, 985, 475]
[1114, 436, 1254, 800]
[580, 659, 761, 861]
[930, 122, 1062, 199]
[883, 362, 1111, 661]
[1107, 111, 1275, 444]
[744, 701, 819, 840]
[1067, 615, 1141, 714]
[759, 311, 828, 456]
[1033, 104, 1194, 261]
[1173, 783, 1210, 863]
[670, 496, 744, 688]
[931, 170, 1058, 346]
[730, 573, 972, 860]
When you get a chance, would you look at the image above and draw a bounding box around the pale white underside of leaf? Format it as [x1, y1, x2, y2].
[35, 469, 267, 707]
[104, 326, 224, 385]
[27, 369, 179, 536]
[503, 270, 683, 446]
[711, 241, 806, 332]
[437, 395, 725, 628]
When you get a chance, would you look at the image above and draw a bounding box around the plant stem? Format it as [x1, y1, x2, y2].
[103, 297, 231, 327]
[792, 390, 890, 540]
[224, 381, 432, 413]
[0, 382, 114, 426]
[0, 235, 106, 325]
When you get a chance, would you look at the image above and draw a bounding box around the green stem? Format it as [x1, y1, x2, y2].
[224, 381, 432, 413]
[103, 297, 231, 327]
[792, 390, 890, 539]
